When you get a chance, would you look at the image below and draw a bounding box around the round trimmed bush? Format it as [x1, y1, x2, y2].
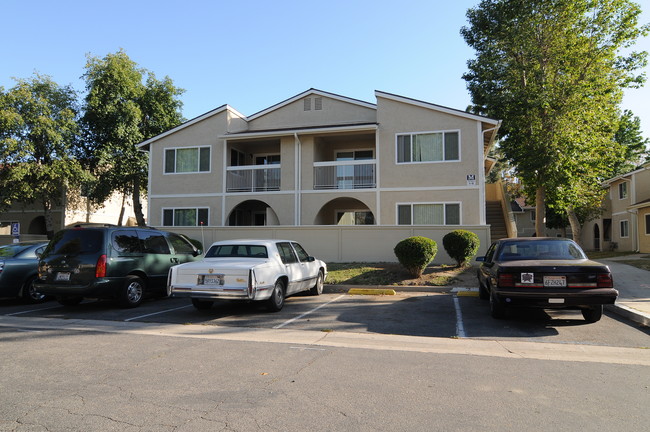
[393, 236, 438, 278]
[442, 230, 480, 267]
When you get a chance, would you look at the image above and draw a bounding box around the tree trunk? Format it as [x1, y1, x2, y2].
[133, 177, 146, 227]
[567, 207, 582, 247]
[117, 193, 126, 226]
[535, 187, 546, 237]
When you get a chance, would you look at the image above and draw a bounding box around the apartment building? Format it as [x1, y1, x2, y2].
[138, 89, 501, 262]
[581, 161, 650, 253]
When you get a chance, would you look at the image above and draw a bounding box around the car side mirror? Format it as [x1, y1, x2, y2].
[307, 256, 315, 262]
[193, 249, 203, 257]
[476, 256, 485, 262]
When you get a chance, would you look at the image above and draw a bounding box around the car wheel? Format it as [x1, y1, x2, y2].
[582, 305, 603, 323]
[478, 280, 489, 300]
[489, 291, 506, 319]
[310, 270, 324, 296]
[267, 280, 285, 312]
[119, 276, 145, 308]
[57, 296, 83, 306]
[192, 298, 214, 310]
[21, 276, 47, 304]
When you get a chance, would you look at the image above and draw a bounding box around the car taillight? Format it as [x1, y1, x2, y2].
[96, 254, 107, 278]
[597, 273, 613, 288]
[497, 273, 515, 287]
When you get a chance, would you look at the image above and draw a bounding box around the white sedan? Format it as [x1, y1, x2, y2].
[168, 239, 327, 311]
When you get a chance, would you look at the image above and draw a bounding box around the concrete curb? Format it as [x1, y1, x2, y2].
[607, 304, 650, 327]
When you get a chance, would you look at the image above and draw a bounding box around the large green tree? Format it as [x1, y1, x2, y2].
[0, 74, 86, 237]
[612, 109, 649, 175]
[82, 50, 184, 226]
[461, 0, 648, 243]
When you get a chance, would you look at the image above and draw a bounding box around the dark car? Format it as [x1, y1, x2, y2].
[36, 225, 202, 308]
[0, 241, 49, 303]
[476, 237, 617, 322]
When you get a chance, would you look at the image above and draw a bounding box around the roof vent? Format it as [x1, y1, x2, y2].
[304, 98, 311, 111]
[314, 97, 322, 110]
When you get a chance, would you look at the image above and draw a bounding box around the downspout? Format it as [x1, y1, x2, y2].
[294, 133, 301, 226]
[480, 122, 501, 226]
[222, 140, 228, 226]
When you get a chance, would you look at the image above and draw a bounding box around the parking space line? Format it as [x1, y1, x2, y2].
[453, 296, 467, 338]
[124, 305, 192, 322]
[5, 305, 63, 316]
[273, 294, 346, 329]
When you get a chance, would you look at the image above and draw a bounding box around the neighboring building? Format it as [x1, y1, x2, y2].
[0, 191, 144, 243]
[511, 197, 569, 238]
[581, 161, 650, 252]
[137, 89, 501, 263]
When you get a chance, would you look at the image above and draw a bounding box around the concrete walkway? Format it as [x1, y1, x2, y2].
[597, 255, 650, 327]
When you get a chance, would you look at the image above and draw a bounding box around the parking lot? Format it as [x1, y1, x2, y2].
[2, 288, 648, 348]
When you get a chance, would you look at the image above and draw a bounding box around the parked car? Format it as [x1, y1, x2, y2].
[476, 237, 618, 322]
[36, 224, 202, 308]
[169, 239, 327, 311]
[0, 241, 49, 303]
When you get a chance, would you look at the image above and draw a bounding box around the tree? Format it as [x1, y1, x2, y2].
[461, 0, 648, 243]
[82, 50, 184, 226]
[612, 109, 649, 175]
[0, 74, 87, 238]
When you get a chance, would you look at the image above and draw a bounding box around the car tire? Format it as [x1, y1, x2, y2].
[267, 279, 285, 312]
[310, 270, 324, 296]
[21, 276, 47, 304]
[581, 305, 603, 323]
[192, 298, 214, 310]
[489, 291, 506, 319]
[57, 296, 83, 306]
[478, 280, 489, 300]
[119, 276, 145, 308]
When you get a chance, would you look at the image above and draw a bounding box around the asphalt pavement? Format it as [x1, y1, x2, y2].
[597, 255, 650, 327]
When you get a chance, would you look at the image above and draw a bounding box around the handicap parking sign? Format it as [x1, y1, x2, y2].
[11, 222, 20, 236]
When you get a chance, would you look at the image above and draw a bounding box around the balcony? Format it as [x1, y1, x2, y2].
[226, 166, 281, 192]
[313, 160, 376, 190]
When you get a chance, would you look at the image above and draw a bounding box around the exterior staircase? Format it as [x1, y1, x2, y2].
[486, 201, 508, 243]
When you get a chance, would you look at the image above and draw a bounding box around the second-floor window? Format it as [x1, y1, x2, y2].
[396, 131, 459, 163]
[618, 182, 628, 199]
[165, 147, 210, 173]
[397, 203, 461, 225]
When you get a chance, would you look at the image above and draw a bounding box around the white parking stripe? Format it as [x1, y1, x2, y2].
[124, 305, 192, 322]
[5, 305, 63, 316]
[273, 294, 346, 329]
[453, 296, 467, 338]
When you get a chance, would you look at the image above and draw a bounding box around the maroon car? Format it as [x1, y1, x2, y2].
[476, 238, 618, 322]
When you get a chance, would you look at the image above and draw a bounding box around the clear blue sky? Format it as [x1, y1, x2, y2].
[2, 0, 649, 139]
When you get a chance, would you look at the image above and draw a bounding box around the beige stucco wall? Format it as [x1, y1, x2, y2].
[247, 96, 376, 131]
[638, 207, 650, 253]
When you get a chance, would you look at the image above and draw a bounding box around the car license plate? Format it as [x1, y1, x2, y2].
[543, 276, 566, 287]
[56, 272, 71, 281]
[200, 274, 224, 285]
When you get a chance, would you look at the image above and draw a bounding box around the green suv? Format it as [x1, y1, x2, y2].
[36, 225, 202, 308]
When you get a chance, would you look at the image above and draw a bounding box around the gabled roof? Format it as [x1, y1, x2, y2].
[602, 161, 650, 186]
[374, 90, 500, 125]
[246, 88, 376, 121]
[137, 104, 245, 150]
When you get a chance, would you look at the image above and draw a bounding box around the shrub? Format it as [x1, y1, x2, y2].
[442, 230, 480, 267]
[393, 236, 438, 277]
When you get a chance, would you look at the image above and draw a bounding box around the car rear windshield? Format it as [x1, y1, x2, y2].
[205, 244, 268, 258]
[497, 240, 586, 261]
[45, 229, 104, 255]
[0, 244, 30, 257]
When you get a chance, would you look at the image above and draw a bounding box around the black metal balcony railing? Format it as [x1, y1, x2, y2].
[226, 166, 281, 192]
[313, 161, 376, 190]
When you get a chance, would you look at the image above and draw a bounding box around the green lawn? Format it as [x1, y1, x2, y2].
[326, 262, 472, 286]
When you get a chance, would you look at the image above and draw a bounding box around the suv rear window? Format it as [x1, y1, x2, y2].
[46, 230, 103, 255]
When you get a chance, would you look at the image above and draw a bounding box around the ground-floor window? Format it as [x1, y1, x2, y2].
[336, 210, 375, 225]
[397, 203, 460, 225]
[620, 219, 629, 238]
[645, 214, 650, 235]
[163, 208, 209, 226]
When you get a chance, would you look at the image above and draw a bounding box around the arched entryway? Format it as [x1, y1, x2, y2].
[227, 200, 279, 226]
[313, 198, 375, 225]
[28, 216, 46, 235]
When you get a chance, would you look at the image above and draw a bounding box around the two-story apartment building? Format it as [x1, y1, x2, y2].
[138, 89, 501, 263]
[581, 161, 650, 253]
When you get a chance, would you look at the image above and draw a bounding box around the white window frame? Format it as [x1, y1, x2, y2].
[164, 146, 211, 174]
[620, 219, 629, 238]
[396, 202, 462, 226]
[162, 207, 210, 227]
[395, 130, 461, 164]
[619, 182, 628, 199]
